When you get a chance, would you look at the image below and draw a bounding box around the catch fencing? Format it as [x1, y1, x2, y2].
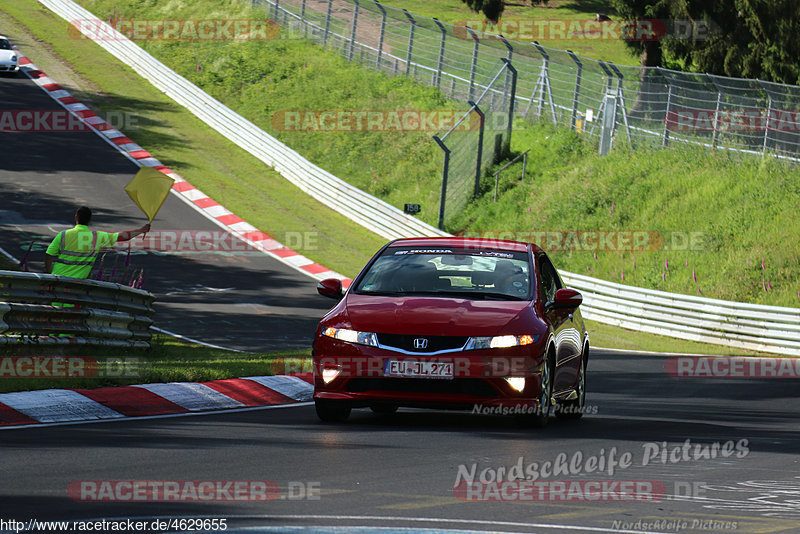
[254, 0, 800, 166]
[0, 271, 155, 348]
[432, 59, 516, 228]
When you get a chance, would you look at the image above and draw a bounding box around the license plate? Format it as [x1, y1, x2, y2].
[384, 360, 454, 379]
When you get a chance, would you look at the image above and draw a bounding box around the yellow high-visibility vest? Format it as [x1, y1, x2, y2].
[45, 224, 118, 279]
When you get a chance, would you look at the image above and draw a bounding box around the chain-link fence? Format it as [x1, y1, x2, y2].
[432, 59, 516, 228]
[250, 0, 800, 214]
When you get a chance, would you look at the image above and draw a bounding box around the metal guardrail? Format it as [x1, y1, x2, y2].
[561, 272, 800, 356]
[38, 0, 448, 242]
[39, 0, 800, 356]
[0, 271, 155, 348]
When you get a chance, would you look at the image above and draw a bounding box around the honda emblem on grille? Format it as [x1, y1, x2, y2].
[413, 338, 429, 350]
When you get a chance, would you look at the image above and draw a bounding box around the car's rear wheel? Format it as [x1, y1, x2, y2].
[519, 350, 553, 428]
[556, 352, 586, 420]
[370, 404, 398, 416]
[315, 400, 351, 422]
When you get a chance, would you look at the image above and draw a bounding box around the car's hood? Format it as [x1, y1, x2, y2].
[344, 294, 530, 337]
[0, 50, 17, 62]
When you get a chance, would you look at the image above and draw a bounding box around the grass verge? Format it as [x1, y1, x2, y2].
[0, 335, 311, 393]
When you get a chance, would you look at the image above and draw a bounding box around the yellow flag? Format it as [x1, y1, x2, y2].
[124, 166, 173, 223]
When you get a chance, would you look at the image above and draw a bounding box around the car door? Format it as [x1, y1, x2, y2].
[538, 253, 581, 393]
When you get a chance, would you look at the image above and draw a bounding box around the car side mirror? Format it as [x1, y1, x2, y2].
[545, 288, 582, 311]
[317, 278, 343, 299]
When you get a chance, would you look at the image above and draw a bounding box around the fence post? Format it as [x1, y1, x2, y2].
[500, 36, 513, 99]
[348, 0, 359, 62]
[467, 27, 479, 102]
[433, 135, 451, 230]
[533, 42, 557, 125]
[710, 79, 722, 148]
[501, 58, 517, 158]
[403, 10, 416, 75]
[607, 62, 631, 144]
[375, 1, 387, 69]
[567, 50, 582, 130]
[759, 81, 773, 155]
[433, 18, 447, 88]
[469, 101, 485, 197]
[599, 92, 618, 156]
[662, 78, 673, 146]
[300, 0, 307, 37]
[324, 0, 333, 45]
[273, 0, 280, 21]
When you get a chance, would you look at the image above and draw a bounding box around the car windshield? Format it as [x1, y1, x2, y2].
[0, 39, 11, 50]
[354, 245, 532, 300]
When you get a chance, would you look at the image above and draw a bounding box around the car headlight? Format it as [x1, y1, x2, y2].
[465, 334, 539, 350]
[322, 326, 378, 347]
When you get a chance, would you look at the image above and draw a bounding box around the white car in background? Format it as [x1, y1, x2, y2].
[0, 36, 20, 75]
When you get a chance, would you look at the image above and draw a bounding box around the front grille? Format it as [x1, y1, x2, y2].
[377, 334, 468, 353]
[345, 378, 498, 397]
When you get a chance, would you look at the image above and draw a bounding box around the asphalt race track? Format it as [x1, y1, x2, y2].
[1, 349, 799, 533]
[0, 71, 335, 351]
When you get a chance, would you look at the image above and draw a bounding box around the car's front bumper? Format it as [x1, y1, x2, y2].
[313, 336, 548, 412]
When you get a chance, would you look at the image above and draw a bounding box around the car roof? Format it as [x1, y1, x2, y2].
[388, 237, 543, 253]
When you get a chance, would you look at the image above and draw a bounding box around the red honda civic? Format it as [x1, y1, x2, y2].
[313, 237, 589, 426]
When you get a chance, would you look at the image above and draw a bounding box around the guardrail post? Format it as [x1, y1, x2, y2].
[501, 58, 517, 158]
[433, 135, 450, 230]
[403, 10, 416, 75]
[567, 50, 582, 130]
[348, 0, 360, 62]
[433, 18, 446, 88]
[469, 101, 485, 197]
[324, 0, 333, 45]
[467, 27, 479, 102]
[374, 1, 387, 69]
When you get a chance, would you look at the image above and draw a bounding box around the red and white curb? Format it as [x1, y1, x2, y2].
[16, 47, 352, 287]
[0, 374, 313, 427]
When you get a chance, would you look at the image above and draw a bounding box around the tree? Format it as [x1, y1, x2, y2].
[459, 0, 549, 23]
[611, 0, 800, 84]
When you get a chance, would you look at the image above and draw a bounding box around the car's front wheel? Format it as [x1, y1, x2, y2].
[556, 352, 586, 420]
[519, 350, 553, 428]
[315, 400, 351, 422]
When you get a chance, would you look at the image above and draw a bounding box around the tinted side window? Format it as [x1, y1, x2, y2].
[538, 255, 561, 303]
